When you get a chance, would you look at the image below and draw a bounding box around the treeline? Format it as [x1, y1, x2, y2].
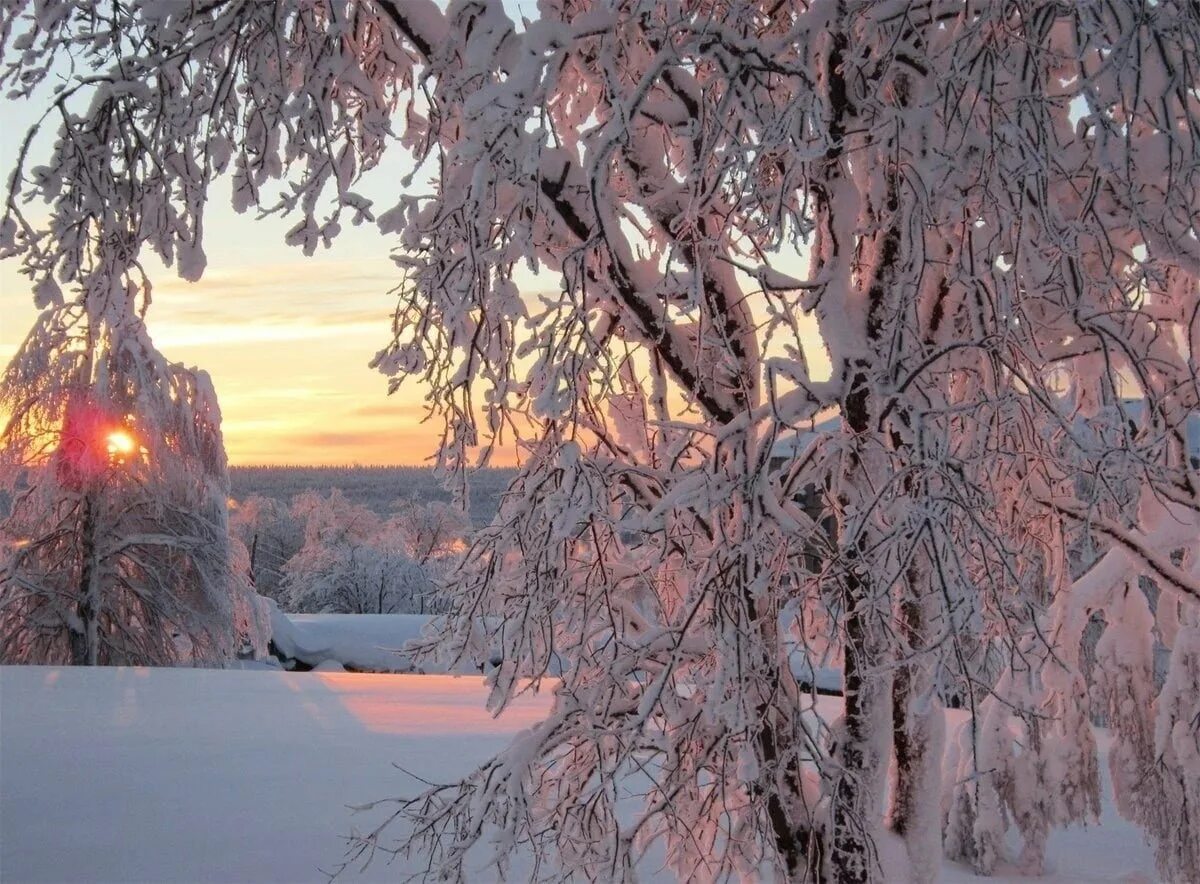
[229, 465, 517, 525]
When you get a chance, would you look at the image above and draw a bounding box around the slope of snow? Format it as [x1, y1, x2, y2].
[0, 666, 1159, 883]
[0, 666, 549, 883]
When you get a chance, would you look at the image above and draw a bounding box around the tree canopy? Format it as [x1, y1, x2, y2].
[2, 1, 1198, 881]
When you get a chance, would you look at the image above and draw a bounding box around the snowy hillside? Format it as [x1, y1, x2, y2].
[0, 666, 1159, 884]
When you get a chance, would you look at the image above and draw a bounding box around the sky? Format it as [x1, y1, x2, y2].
[0, 185, 449, 466]
[0, 127, 820, 468]
[0, 100, 469, 467]
[0, 2, 574, 468]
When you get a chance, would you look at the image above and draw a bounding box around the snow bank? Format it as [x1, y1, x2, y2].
[269, 605, 434, 672]
[0, 665, 1159, 883]
[268, 606, 502, 675]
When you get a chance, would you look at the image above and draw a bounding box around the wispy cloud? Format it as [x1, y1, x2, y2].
[292, 431, 383, 448]
[350, 402, 430, 419]
[150, 319, 382, 350]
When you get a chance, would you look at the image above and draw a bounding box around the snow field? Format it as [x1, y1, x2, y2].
[0, 665, 1160, 883]
[0, 667, 548, 883]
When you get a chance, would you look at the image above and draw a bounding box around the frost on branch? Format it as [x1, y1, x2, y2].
[3, 0, 1199, 881]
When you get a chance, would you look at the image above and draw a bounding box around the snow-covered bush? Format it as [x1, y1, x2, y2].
[279, 491, 461, 615]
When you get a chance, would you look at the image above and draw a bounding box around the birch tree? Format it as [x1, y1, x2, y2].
[2, 0, 1198, 880]
[0, 298, 246, 665]
[0, 2, 258, 666]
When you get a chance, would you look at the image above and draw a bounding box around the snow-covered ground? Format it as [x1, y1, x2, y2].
[0, 665, 1159, 883]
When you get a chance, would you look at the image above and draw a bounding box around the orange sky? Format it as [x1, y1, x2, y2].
[0, 188, 459, 467]
[0, 47, 490, 468]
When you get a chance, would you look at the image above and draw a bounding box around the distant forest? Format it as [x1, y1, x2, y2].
[229, 465, 517, 525]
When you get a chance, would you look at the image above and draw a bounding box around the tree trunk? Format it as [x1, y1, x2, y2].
[827, 388, 892, 883]
[70, 493, 101, 666]
[248, 531, 259, 587]
[830, 555, 890, 883]
[723, 431, 825, 881]
[889, 573, 945, 884]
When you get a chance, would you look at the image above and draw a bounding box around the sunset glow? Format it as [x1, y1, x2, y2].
[0, 242, 452, 466]
[105, 429, 136, 458]
[311, 672, 553, 735]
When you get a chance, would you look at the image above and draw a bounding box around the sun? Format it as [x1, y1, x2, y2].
[106, 429, 137, 458]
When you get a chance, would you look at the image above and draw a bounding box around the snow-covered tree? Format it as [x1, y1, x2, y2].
[0, 0, 264, 666]
[229, 494, 303, 603]
[284, 539, 432, 615]
[0, 298, 248, 666]
[291, 488, 381, 549]
[3, 1, 1198, 881]
[387, 499, 468, 565]
[282, 491, 450, 614]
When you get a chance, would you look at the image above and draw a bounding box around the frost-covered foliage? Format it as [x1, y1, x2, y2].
[229, 494, 303, 603]
[284, 540, 435, 615]
[0, 300, 253, 665]
[291, 488, 382, 550]
[389, 499, 468, 565]
[280, 490, 460, 615]
[2, 0, 1199, 881]
[229, 488, 463, 615]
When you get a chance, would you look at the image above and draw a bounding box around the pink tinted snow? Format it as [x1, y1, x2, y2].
[0, 667, 550, 883]
[0, 666, 1158, 883]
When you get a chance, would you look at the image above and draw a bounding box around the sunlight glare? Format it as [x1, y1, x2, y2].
[106, 429, 137, 458]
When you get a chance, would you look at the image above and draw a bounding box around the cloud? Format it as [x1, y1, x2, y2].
[144, 256, 397, 336]
[154, 257, 394, 290]
[271, 430, 442, 465]
[291, 431, 384, 449]
[350, 402, 431, 419]
[149, 319, 382, 349]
